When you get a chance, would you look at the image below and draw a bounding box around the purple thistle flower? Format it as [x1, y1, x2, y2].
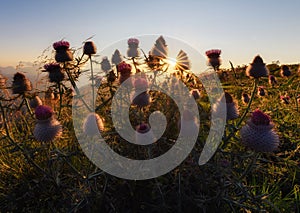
[43, 63, 64, 83]
[280, 65, 292, 77]
[12, 72, 32, 94]
[131, 91, 151, 108]
[205, 49, 221, 70]
[83, 113, 104, 137]
[127, 38, 140, 57]
[53, 40, 70, 50]
[240, 109, 279, 152]
[33, 105, 62, 142]
[29, 96, 43, 109]
[246, 55, 269, 78]
[53, 40, 73, 62]
[258, 86, 266, 96]
[269, 75, 277, 85]
[83, 41, 97, 55]
[242, 93, 250, 104]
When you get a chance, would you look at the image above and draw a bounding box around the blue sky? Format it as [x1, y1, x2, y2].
[1, 0, 300, 68]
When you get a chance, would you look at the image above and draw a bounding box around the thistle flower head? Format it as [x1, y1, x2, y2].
[258, 86, 266, 96]
[205, 49, 221, 58]
[12, 72, 32, 94]
[251, 109, 271, 126]
[30, 96, 43, 109]
[44, 63, 60, 71]
[34, 117, 62, 142]
[280, 65, 292, 77]
[35, 105, 54, 120]
[190, 89, 201, 100]
[83, 41, 97, 55]
[242, 93, 250, 104]
[43, 63, 64, 83]
[112, 49, 123, 65]
[132, 91, 151, 107]
[246, 55, 269, 78]
[117, 61, 132, 74]
[136, 123, 151, 133]
[240, 109, 279, 152]
[53, 40, 70, 50]
[150, 36, 168, 59]
[269, 75, 277, 85]
[83, 113, 104, 137]
[134, 77, 148, 90]
[224, 92, 233, 103]
[127, 38, 139, 46]
[100, 57, 112, 72]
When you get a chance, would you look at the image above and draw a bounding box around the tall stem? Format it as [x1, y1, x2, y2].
[89, 55, 95, 109]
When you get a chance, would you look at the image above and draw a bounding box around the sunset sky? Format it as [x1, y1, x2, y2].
[1, 0, 300, 69]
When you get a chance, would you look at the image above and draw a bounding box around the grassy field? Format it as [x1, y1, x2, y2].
[0, 39, 299, 212]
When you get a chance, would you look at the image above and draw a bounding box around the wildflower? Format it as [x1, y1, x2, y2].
[135, 123, 155, 145]
[190, 89, 201, 100]
[53, 40, 73, 62]
[240, 109, 279, 152]
[107, 70, 116, 83]
[132, 91, 151, 108]
[205, 49, 221, 70]
[150, 36, 168, 59]
[178, 109, 199, 137]
[133, 77, 149, 90]
[12, 72, 32, 94]
[280, 95, 290, 104]
[29, 95, 43, 109]
[127, 38, 140, 57]
[246, 55, 269, 78]
[175, 50, 190, 71]
[43, 63, 64, 83]
[83, 41, 97, 56]
[280, 65, 291, 77]
[100, 57, 112, 73]
[82, 112, 104, 137]
[53, 40, 70, 50]
[268, 75, 277, 86]
[112, 49, 123, 66]
[225, 92, 239, 120]
[242, 93, 250, 104]
[258, 86, 266, 97]
[118, 61, 132, 84]
[33, 105, 62, 142]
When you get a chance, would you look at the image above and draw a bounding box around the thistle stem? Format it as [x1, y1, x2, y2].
[89, 55, 95, 109]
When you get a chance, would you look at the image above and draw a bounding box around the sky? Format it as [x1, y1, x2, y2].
[1, 0, 300, 69]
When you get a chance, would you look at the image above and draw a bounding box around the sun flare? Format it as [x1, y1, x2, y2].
[165, 57, 177, 67]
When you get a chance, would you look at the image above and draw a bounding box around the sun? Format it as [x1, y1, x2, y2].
[165, 57, 177, 68]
